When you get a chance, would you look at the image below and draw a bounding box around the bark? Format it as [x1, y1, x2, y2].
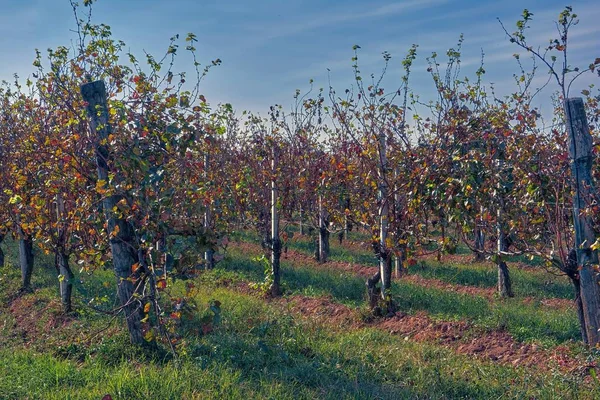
[81, 80, 144, 345]
[437, 215, 445, 262]
[497, 260, 513, 298]
[378, 130, 393, 309]
[54, 194, 73, 312]
[366, 271, 382, 314]
[19, 230, 34, 291]
[204, 249, 214, 269]
[473, 212, 485, 262]
[565, 97, 600, 346]
[566, 249, 588, 344]
[316, 195, 329, 263]
[270, 237, 282, 297]
[572, 277, 588, 344]
[393, 225, 407, 278]
[393, 167, 404, 278]
[318, 225, 330, 262]
[497, 232, 514, 298]
[380, 249, 394, 313]
[55, 252, 73, 313]
[496, 154, 513, 298]
[393, 257, 402, 279]
[343, 215, 349, 242]
[366, 248, 395, 315]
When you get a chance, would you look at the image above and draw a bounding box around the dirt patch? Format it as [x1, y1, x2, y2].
[521, 296, 575, 309]
[228, 280, 589, 375]
[7, 294, 75, 346]
[280, 295, 362, 330]
[379, 311, 470, 344]
[376, 311, 584, 373]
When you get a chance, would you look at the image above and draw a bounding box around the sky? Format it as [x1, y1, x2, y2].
[0, 0, 598, 123]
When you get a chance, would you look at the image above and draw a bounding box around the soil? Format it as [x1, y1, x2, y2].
[6, 294, 75, 347]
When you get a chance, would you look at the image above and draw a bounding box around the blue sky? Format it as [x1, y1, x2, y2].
[1, 0, 598, 122]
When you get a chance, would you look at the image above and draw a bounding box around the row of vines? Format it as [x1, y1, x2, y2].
[1, 2, 600, 352]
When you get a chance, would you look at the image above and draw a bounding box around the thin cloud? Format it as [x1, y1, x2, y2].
[242, 0, 449, 45]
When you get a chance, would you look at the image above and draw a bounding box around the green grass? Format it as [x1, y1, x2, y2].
[222, 246, 580, 346]
[276, 231, 575, 301]
[0, 234, 597, 399]
[1, 283, 595, 399]
[407, 261, 574, 299]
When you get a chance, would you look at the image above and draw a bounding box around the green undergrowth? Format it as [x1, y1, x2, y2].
[408, 260, 573, 299]
[1, 281, 596, 399]
[0, 235, 595, 399]
[274, 231, 574, 301]
[222, 246, 580, 346]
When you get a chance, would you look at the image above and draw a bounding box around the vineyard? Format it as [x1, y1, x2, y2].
[1, 2, 600, 399]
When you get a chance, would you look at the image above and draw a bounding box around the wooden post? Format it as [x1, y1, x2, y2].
[55, 193, 73, 313]
[317, 193, 329, 263]
[565, 97, 600, 346]
[496, 153, 513, 298]
[18, 217, 34, 291]
[378, 131, 392, 309]
[270, 145, 282, 296]
[81, 80, 144, 344]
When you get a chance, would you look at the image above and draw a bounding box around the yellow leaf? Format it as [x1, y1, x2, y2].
[96, 179, 107, 194]
[110, 225, 120, 238]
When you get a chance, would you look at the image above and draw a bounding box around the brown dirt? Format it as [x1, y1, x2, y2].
[225, 280, 590, 375]
[279, 295, 363, 330]
[6, 294, 75, 347]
